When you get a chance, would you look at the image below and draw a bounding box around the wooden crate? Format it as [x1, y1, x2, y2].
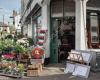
[27, 69, 39, 76]
[27, 63, 43, 76]
[35, 63, 42, 72]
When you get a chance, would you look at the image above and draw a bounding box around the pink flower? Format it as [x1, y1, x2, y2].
[3, 54, 14, 59]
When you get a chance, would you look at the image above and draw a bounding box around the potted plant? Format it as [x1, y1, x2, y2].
[3, 39, 14, 53]
[14, 43, 29, 60]
[17, 63, 24, 75]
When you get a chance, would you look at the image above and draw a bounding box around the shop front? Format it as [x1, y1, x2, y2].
[50, 0, 100, 63]
[32, 9, 42, 46]
[86, 9, 100, 48]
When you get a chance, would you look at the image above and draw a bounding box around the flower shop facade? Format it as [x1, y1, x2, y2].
[21, 0, 100, 63]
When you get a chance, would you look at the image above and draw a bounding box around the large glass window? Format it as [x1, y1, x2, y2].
[90, 13, 99, 43]
[32, 15, 42, 45]
[87, 11, 100, 48]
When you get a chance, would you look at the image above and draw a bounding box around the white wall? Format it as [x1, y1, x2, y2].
[15, 15, 21, 30]
[28, 23, 32, 38]
[75, 0, 87, 50]
[23, 25, 28, 36]
[41, 2, 50, 58]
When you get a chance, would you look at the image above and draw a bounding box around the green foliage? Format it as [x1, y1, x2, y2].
[5, 35, 13, 39]
[0, 40, 5, 51]
[14, 43, 28, 54]
[3, 39, 14, 48]
[27, 38, 34, 46]
[15, 44, 24, 53]
[18, 63, 24, 73]
[0, 39, 28, 55]
[0, 39, 15, 53]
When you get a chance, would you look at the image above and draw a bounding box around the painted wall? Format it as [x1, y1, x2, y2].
[21, 0, 100, 59]
[21, 0, 51, 58]
[23, 24, 28, 36]
[41, 4, 50, 58]
[28, 23, 32, 38]
[15, 15, 21, 30]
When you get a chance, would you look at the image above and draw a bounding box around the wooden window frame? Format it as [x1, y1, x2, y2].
[87, 10, 100, 48]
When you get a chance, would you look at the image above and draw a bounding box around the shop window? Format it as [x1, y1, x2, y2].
[87, 11, 100, 48]
[90, 13, 99, 43]
[32, 15, 42, 45]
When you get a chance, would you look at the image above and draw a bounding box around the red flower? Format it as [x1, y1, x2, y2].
[32, 47, 44, 59]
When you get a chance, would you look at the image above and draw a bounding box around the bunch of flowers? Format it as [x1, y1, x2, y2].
[2, 54, 14, 60]
[32, 47, 44, 59]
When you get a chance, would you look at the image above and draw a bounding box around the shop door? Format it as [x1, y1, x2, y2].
[50, 19, 59, 63]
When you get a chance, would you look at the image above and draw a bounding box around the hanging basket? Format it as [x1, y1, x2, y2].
[32, 47, 44, 59]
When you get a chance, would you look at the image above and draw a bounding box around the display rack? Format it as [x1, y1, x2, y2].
[67, 52, 84, 64]
[65, 50, 92, 78]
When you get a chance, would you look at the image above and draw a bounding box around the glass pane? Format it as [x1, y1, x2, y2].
[37, 16, 42, 28]
[33, 23, 37, 44]
[90, 13, 99, 43]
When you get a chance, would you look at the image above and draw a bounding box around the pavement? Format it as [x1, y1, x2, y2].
[0, 63, 100, 80]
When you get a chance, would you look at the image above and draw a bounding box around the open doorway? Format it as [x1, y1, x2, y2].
[50, 0, 75, 63]
[58, 17, 75, 62]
